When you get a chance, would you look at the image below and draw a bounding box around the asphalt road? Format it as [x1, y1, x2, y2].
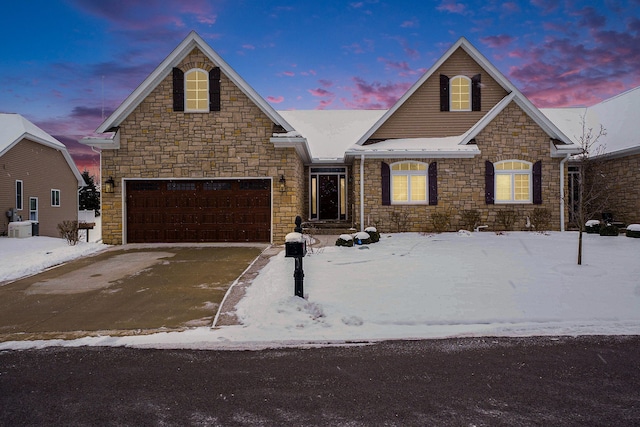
[1, 336, 639, 426]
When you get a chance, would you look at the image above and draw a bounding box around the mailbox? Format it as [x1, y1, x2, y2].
[285, 240, 307, 258]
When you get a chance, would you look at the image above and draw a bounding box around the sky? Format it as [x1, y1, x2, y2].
[1, 0, 639, 176]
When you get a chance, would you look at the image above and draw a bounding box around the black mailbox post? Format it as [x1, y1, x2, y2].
[285, 216, 306, 298]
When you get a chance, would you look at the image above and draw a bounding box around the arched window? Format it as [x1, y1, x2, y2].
[185, 69, 209, 112]
[391, 161, 427, 204]
[450, 75, 471, 111]
[495, 160, 532, 203]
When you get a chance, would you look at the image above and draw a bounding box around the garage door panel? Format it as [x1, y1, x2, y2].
[127, 179, 270, 243]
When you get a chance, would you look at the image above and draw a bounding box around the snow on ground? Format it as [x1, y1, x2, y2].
[0, 236, 107, 283]
[1, 231, 639, 350]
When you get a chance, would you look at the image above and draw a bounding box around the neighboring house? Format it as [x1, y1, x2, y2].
[0, 113, 85, 237]
[541, 86, 640, 227]
[83, 31, 582, 245]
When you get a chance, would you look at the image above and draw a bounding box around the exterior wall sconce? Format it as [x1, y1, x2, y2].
[104, 176, 115, 194]
[279, 175, 286, 192]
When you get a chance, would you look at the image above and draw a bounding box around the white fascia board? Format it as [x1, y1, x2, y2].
[97, 31, 293, 133]
[356, 37, 518, 146]
[270, 136, 312, 163]
[344, 148, 481, 159]
[550, 140, 582, 158]
[79, 131, 120, 149]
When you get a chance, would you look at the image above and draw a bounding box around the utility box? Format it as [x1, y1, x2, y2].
[8, 221, 33, 238]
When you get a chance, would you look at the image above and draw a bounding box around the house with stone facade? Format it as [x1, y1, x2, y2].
[1, 113, 84, 237]
[82, 31, 582, 245]
[542, 86, 640, 227]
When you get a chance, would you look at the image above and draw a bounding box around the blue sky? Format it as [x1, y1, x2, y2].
[1, 0, 639, 174]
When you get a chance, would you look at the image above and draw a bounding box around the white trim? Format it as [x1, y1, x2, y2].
[184, 68, 210, 113]
[121, 177, 275, 245]
[51, 189, 61, 207]
[450, 75, 472, 112]
[29, 197, 38, 221]
[270, 136, 312, 163]
[390, 161, 429, 205]
[360, 155, 364, 232]
[16, 180, 23, 210]
[96, 31, 294, 134]
[494, 160, 533, 204]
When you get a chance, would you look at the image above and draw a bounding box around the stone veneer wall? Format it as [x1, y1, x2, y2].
[598, 153, 640, 225]
[101, 48, 304, 244]
[352, 103, 567, 233]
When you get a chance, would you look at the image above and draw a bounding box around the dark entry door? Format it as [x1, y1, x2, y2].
[318, 175, 339, 220]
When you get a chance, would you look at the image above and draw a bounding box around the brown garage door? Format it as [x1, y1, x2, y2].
[126, 179, 271, 243]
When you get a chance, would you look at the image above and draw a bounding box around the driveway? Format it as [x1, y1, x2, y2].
[0, 244, 269, 342]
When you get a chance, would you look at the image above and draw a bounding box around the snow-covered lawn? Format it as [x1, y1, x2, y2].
[1, 231, 639, 350]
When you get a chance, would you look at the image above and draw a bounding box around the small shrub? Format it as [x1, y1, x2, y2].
[365, 226, 380, 243]
[496, 210, 517, 231]
[585, 220, 600, 234]
[353, 231, 372, 245]
[460, 209, 481, 231]
[531, 208, 551, 232]
[336, 234, 354, 247]
[58, 220, 79, 246]
[599, 224, 619, 236]
[390, 211, 409, 232]
[431, 212, 450, 233]
[625, 224, 640, 238]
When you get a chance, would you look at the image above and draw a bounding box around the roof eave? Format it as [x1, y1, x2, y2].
[270, 136, 312, 163]
[79, 130, 121, 149]
[96, 31, 293, 134]
[344, 149, 481, 159]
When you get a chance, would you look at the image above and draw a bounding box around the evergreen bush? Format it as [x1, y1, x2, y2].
[625, 224, 640, 238]
[585, 220, 600, 234]
[599, 224, 619, 236]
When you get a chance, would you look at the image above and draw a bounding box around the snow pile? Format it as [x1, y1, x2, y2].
[0, 236, 107, 283]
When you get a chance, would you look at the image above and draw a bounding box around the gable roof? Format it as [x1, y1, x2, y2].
[541, 85, 640, 159]
[355, 37, 574, 149]
[95, 31, 294, 134]
[0, 113, 84, 186]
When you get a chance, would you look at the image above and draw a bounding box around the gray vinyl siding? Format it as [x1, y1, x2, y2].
[371, 48, 509, 140]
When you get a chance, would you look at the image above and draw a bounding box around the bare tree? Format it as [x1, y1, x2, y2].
[574, 114, 608, 265]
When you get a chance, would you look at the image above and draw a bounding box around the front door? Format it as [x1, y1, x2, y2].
[310, 167, 347, 221]
[319, 175, 339, 220]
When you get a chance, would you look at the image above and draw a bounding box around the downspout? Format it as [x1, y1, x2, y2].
[360, 154, 365, 232]
[559, 153, 570, 232]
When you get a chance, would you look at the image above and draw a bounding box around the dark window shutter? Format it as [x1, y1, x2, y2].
[472, 74, 481, 111]
[209, 67, 221, 111]
[533, 160, 542, 204]
[485, 160, 495, 204]
[381, 162, 390, 206]
[172, 68, 184, 112]
[428, 161, 438, 205]
[440, 74, 450, 112]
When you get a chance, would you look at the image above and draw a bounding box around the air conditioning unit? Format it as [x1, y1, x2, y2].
[8, 221, 32, 238]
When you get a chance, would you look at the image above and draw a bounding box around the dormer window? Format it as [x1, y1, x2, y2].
[450, 76, 471, 111]
[185, 69, 209, 112]
[172, 67, 221, 112]
[440, 74, 481, 112]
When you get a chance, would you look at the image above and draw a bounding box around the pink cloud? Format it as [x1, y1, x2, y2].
[377, 57, 418, 77]
[267, 95, 284, 103]
[308, 88, 332, 97]
[242, 44, 255, 50]
[508, 30, 640, 107]
[436, 0, 469, 15]
[318, 79, 333, 88]
[401, 18, 419, 28]
[281, 71, 295, 77]
[308, 85, 336, 109]
[480, 34, 514, 49]
[341, 77, 412, 109]
[502, 2, 520, 13]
